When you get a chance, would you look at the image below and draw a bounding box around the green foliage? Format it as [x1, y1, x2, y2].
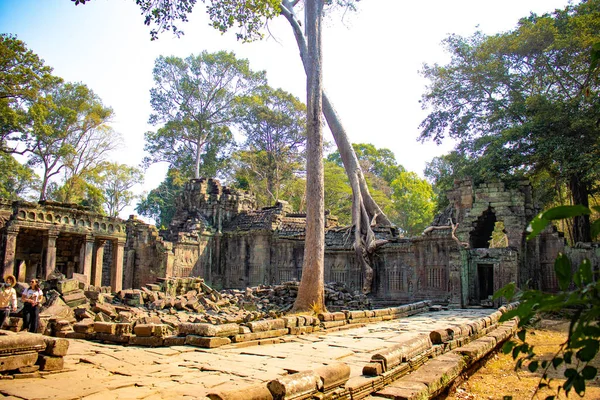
[136, 168, 186, 228]
[0, 152, 38, 200]
[24, 82, 115, 201]
[0, 34, 60, 151]
[323, 160, 352, 225]
[420, 0, 600, 243]
[494, 204, 600, 398]
[390, 171, 436, 237]
[99, 163, 144, 217]
[144, 51, 265, 179]
[229, 86, 306, 207]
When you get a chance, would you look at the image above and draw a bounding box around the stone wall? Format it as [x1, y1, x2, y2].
[2, 178, 599, 307]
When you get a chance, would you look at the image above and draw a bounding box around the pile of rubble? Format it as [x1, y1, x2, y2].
[1, 273, 433, 351]
[3, 275, 370, 339]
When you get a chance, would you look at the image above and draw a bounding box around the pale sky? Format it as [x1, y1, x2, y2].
[0, 0, 571, 219]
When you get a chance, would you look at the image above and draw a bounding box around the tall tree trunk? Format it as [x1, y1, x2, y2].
[281, 1, 391, 293]
[291, 0, 325, 313]
[195, 141, 202, 179]
[569, 174, 591, 243]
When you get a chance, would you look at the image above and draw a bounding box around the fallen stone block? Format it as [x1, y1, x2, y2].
[371, 335, 433, 371]
[453, 336, 497, 365]
[345, 310, 366, 319]
[164, 336, 186, 347]
[404, 353, 465, 396]
[130, 336, 164, 347]
[42, 337, 69, 357]
[73, 319, 95, 334]
[94, 322, 116, 334]
[430, 329, 452, 344]
[185, 335, 231, 348]
[95, 333, 130, 344]
[134, 324, 169, 337]
[178, 323, 239, 337]
[207, 383, 273, 400]
[281, 316, 298, 328]
[321, 320, 346, 329]
[56, 279, 79, 295]
[232, 328, 288, 343]
[289, 326, 314, 335]
[346, 375, 384, 399]
[247, 319, 285, 333]
[314, 363, 351, 392]
[62, 289, 88, 307]
[267, 370, 322, 400]
[376, 380, 428, 400]
[115, 323, 133, 336]
[0, 353, 38, 372]
[36, 354, 64, 371]
[363, 362, 384, 377]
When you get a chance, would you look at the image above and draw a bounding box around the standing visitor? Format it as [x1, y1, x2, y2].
[22, 279, 43, 333]
[0, 275, 17, 329]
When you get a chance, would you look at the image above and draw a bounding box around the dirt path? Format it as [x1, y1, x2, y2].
[443, 320, 600, 400]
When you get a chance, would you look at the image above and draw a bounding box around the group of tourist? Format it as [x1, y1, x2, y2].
[0, 275, 43, 333]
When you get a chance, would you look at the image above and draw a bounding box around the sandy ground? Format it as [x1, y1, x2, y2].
[443, 320, 600, 400]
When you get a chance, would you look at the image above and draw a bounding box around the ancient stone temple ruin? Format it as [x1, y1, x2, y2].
[1, 178, 598, 306]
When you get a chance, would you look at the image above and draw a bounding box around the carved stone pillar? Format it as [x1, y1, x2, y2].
[110, 239, 125, 292]
[92, 240, 106, 287]
[81, 235, 95, 285]
[44, 230, 59, 279]
[2, 226, 19, 279]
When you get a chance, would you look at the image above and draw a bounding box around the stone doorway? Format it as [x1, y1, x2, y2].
[477, 263, 494, 302]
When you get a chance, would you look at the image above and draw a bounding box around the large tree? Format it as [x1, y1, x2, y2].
[236, 86, 306, 206]
[24, 82, 115, 201]
[0, 34, 60, 153]
[420, 0, 600, 243]
[100, 162, 144, 217]
[144, 51, 266, 179]
[127, 0, 391, 298]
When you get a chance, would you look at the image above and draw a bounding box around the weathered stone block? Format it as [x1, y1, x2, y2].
[56, 279, 79, 295]
[371, 335, 433, 371]
[130, 336, 164, 347]
[246, 319, 285, 333]
[178, 323, 239, 337]
[232, 328, 288, 343]
[267, 370, 322, 400]
[289, 326, 314, 335]
[321, 320, 346, 329]
[94, 322, 116, 334]
[0, 352, 38, 372]
[185, 335, 231, 348]
[164, 336, 186, 347]
[207, 384, 274, 400]
[363, 362, 384, 377]
[377, 380, 428, 400]
[42, 337, 69, 357]
[37, 354, 64, 371]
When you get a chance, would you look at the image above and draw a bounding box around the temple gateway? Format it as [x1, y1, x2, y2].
[1, 178, 598, 307]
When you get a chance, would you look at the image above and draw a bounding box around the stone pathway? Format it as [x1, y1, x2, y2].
[0, 309, 495, 400]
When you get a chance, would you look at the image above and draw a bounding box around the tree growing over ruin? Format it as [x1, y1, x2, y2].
[420, 0, 600, 243]
[133, 0, 392, 299]
[144, 51, 266, 179]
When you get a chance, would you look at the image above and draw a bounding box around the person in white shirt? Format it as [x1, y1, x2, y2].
[22, 279, 43, 333]
[0, 275, 17, 329]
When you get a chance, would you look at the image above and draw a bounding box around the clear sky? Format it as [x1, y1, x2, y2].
[0, 0, 571, 218]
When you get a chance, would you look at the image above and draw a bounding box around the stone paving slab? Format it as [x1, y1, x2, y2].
[0, 309, 495, 400]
